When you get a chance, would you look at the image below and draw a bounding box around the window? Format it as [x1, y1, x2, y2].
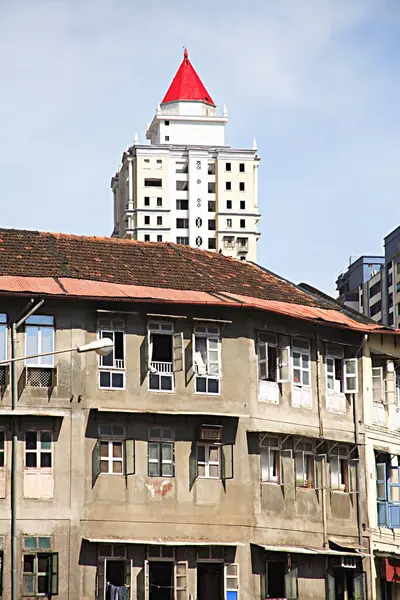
[144, 178, 162, 187]
[176, 181, 188, 191]
[25, 316, 54, 367]
[208, 163, 215, 175]
[329, 444, 351, 492]
[176, 199, 188, 210]
[266, 561, 297, 600]
[239, 163, 245, 173]
[197, 444, 220, 478]
[157, 216, 163, 226]
[225, 162, 231, 172]
[325, 345, 344, 394]
[98, 318, 125, 390]
[257, 333, 278, 382]
[376, 455, 400, 528]
[92, 426, 134, 485]
[208, 238, 216, 250]
[144, 196, 150, 206]
[176, 237, 189, 245]
[369, 280, 381, 298]
[148, 428, 175, 477]
[165, 120, 169, 126]
[144, 158, 150, 164]
[292, 340, 310, 387]
[208, 220, 216, 231]
[237, 238, 248, 252]
[240, 219, 245, 228]
[193, 325, 221, 394]
[239, 182, 245, 192]
[260, 436, 280, 483]
[176, 218, 189, 229]
[144, 235, 150, 242]
[208, 182, 215, 193]
[370, 300, 382, 317]
[226, 200, 232, 209]
[294, 440, 315, 488]
[156, 159, 162, 165]
[165, 136, 169, 141]
[208, 201, 216, 212]
[226, 219, 232, 228]
[225, 182, 231, 191]
[240, 201, 246, 210]
[148, 321, 183, 392]
[157, 197, 162, 207]
[144, 216, 151, 226]
[176, 162, 188, 174]
[223, 236, 234, 248]
[25, 431, 52, 469]
[100, 439, 123, 474]
[157, 235, 163, 243]
[22, 537, 58, 597]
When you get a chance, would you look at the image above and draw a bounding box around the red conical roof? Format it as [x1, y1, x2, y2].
[162, 48, 215, 106]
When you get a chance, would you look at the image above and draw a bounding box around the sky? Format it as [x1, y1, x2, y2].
[0, 0, 399, 295]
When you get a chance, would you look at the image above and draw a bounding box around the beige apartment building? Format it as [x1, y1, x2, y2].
[111, 49, 261, 262]
[0, 228, 398, 599]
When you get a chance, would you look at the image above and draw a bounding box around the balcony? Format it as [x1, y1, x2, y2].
[150, 361, 173, 374]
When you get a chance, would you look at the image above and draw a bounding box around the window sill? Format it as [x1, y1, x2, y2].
[194, 391, 221, 396]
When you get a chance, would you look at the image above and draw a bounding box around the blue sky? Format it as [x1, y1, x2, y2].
[0, 0, 399, 295]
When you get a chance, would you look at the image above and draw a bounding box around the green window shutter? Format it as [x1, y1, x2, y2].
[189, 442, 198, 491]
[284, 567, 298, 600]
[92, 439, 101, 487]
[221, 444, 234, 480]
[49, 552, 59, 595]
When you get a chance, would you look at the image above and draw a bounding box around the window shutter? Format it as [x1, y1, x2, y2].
[49, 552, 59, 595]
[257, 335, 268, 381]
[173, 332, 184, 373]
[280, 449, 293, 486]
[326, 570, 336, 600]
[96, 559, 106, 600]
[284, 567, 298, 600]
[224, 563, 239, 600]
[277, 336, 290, 383]
[144, 559, 149, 600]
[147, 329, 152, 371]
[372, 366, 384, 403]
[343, 358, 358, 393]
[174, 561, 188, 600]
[124, 439, 135, 477]
[189, 442, 198, 491]
[353, 572, 366, 600]
[125, 558, 133, 590]
[51, 366, 58, 389]
[315, 454, 326, 491]
[385, 361, 395, 405]
[221, 444, 234, 480]
[92, 439, 101, 487]
[376, 463, 387, 501]
[349, 458, 359, 494]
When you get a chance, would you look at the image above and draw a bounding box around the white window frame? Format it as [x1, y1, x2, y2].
[98, 425, 125, 476]
[98, 318, 126, 390]
[24, 429, 53, 472]
[257, 334, 278, 383]
[148, 321, 175, 393]
[294, 440, 315, 488]
[25, 316, 55, 368]
[148, 427, 175, 478]
[193, 326, 221, 395]
[325, 354, 344, 394]
[197, 443, 221, 479]
[0, 314, 7, 363]
[260, 436, 281, 484]
[291, 340, 311, 388]
[343, 358, 358, 393]
[329, 444, 350, 492]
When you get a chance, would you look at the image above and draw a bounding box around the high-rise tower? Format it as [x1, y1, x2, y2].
[111, 49, 261, 261]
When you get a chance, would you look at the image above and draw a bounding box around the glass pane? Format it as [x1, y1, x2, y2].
[346, 377, 356, 391]
[26, 315, 54, 326]
[176, 564, 186, 575]
[99, 371, 111, 388]
[24, 537, 36, 550]
[26, 453, 37, 468]
[41, 327, 54, 358]
[209, 363, 219, 376]
[23, 574, 35, 594]
[209, 350, 219, 363]
[113, 461, 123, 474]
[162, 444, 173, 461]
[208, 378, 219, 393]
[38, 537, 51, 550]
[293, 353, 300, 367]
[113, 426, 124, 437]
[148, 462, 159, 476]
[197, 445, 205, 462]
[327, 375, 334, 390]
[161, 375, 172, 391]
[26, 327, 39, 365]
[209, 447, 219, 462]
[198, 464, 206, 477]
[100, 460, 109, 473]
[100, 442, 109, 458]
[196, 377, 207, 393]
[208, 339, 218, 350]
[112, 372, 124, 388]
[177, 591, 186, 600]
[162, 463, 173, 476]
[345, 360, 356, 375]
[40, 453, 52, 468]
[0, 452, 4, 468]
[101, 332, 114, 367]
[303, 371, 310, 386]
[149, 443, 160, 461]
[38, 573, 49, 593]
[40, 432, 51, 449]
[26, 431, 37, 450]
[226, 578, 238, 589]
[38, 555, 49, 572]
[149, 374, 159, 390]
[0, 430, 4, 450]
[293, 369, 301, 384]
[23, 554, 35, 572]
[209, 464, 219, 478]
[302, 354, 309, 368]
[113, 443, 122, 458]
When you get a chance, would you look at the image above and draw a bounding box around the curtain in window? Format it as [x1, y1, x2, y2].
[194, 337, 207, 375]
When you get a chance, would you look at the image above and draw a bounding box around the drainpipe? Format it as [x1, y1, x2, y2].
[354, 335, 368, 549]
[11, 299, 44, 600]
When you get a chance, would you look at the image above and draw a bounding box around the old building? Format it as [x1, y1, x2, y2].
[0, 228, 398, 599]
[111, 49, 261, 262]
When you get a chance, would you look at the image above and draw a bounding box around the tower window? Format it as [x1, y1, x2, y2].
[157, 235, 163, 242]
[226, 182, 231, 191]
[239, 182, 245, 192]
[157, 216, 162, 226]
[208, 220, 216, 231]
[227, 200, 232, 209]
[226, 163, 231, 172]
[145, 235, 150, 242]
[239, 163, 245, 172]
[227, 219, 232, 228]
[165, 121, 170, 126]
[157, 197, 162, 207]
[208, 238, 216, 250]
[176, 200, 189, 210]
[165, 136, 170, 142]
[240, 219, 245, 228]
[144, 197, 150, 206]
[145, 216, 150, 225]
[240, 201, 246, 210]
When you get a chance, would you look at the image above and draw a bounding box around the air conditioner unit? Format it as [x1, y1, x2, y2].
[200, 425, 222, 442]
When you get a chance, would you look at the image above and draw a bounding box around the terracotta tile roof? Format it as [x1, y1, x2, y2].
[0, 227, 392, 333]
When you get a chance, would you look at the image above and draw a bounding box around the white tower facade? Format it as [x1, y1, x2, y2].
[111, 49, 261, 261]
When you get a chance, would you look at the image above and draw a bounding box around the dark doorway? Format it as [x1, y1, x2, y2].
[197, 563, 224, 600]
[105, 561, 125, 599]
[149, 562, 173, 600]
[267, 560, 286, 598]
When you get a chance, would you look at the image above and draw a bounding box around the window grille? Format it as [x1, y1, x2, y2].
[26, 367, 55, 388]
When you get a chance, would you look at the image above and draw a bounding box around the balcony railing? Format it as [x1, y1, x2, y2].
[151, 361, 173, 374]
